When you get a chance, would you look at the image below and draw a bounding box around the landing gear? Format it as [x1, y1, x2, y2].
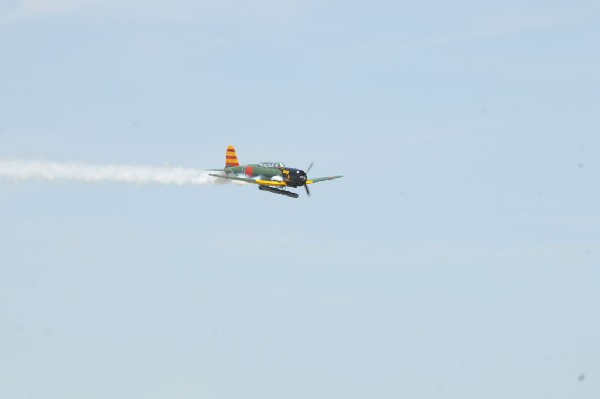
[258, 185, 299, 198]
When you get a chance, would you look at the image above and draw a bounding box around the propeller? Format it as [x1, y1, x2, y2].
[304, 161, 314, 197]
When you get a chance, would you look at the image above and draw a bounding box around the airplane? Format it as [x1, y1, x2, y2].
[209, 145, 343, 198]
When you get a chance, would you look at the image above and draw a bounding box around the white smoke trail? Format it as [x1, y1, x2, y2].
[0, 159, 225, 186]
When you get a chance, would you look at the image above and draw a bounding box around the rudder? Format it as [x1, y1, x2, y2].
[225, 145, 240, 167]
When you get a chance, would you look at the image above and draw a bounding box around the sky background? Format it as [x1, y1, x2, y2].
[1, 0, 599, 398]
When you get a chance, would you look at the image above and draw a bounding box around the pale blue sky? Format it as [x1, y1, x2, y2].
[1, 1, 599, 398]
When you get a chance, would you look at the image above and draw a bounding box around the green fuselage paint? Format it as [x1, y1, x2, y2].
[224, 164, 284, 180]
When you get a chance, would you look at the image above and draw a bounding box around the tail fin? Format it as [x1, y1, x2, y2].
[225, 145, 240, 167]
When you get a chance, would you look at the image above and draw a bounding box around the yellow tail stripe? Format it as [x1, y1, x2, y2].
[225, 145, 240, 166]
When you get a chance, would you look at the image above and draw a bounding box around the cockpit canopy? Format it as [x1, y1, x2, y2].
[259, 162, 285, 169]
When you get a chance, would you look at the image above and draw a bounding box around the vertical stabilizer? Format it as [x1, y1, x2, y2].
[225, 145, 240, 167]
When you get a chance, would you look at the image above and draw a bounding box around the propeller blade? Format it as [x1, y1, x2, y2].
[306, 161, 314, 174]
[304, 184, 311, 197]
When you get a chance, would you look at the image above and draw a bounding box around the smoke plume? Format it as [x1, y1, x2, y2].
[0, 159, 225, 186]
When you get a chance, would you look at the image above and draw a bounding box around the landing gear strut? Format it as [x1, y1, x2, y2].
[258, 185, 299, 199]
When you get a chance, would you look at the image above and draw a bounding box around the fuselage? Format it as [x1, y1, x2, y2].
[224, 162, 307, 187]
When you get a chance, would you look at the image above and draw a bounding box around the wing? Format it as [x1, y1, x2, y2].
[209, 174, 288, 187]
[255, 179, 287, 187]
[209, 173, 257, 184]
[306, 175, 343, 184]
